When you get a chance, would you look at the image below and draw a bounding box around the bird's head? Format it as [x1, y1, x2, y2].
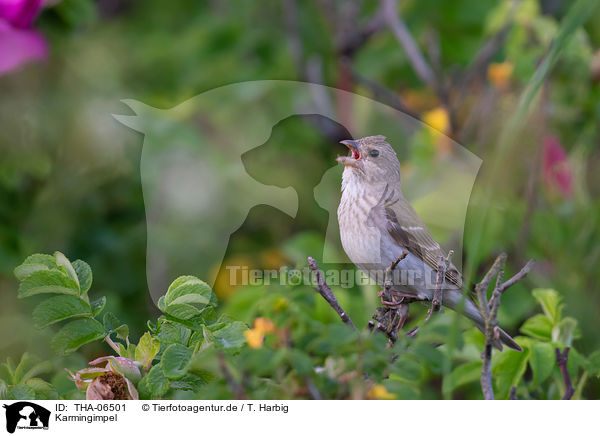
[337, 135, 401, 185]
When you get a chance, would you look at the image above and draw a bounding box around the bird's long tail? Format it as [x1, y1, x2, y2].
[442, 290, 522, 351]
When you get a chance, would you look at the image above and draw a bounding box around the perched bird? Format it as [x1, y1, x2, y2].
[336, 135, 521, 351]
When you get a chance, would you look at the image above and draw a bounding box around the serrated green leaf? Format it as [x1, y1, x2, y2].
[493, 345, 530, 399]
[18, 269, 79, 298]
[169, 373, 210, 391]
[156, 320, 191, 346]
[103, 312, 128, 339]
[90, 296, 106, 316]
[210, 321, 247, 350]
[165, 276, 215, 308]
[138, 365, 170, 399]
[520, 314, 553, 341]
[165, 303, 202, 320]
[443, 361, 481, 395]
[14, 254, 57, 280]
[72, 259, 93, 293]
[532, 288, 563, 324]
[50, 319, 106, 356]
[529, 342, 555, 387]
[161, 344, 193, 379]
[32, 295, 92, 329]
[54, 251, 80, 290]
[135, 332, 160, 369]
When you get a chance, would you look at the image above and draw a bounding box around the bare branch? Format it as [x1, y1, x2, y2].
[381, 0, 436, 89]
[308, 257, 357, 330]
[475, 253, 507, 319]
[497, 259, 536, 294]
[478, 254, 533, 400]
[555, 347, 575, 400]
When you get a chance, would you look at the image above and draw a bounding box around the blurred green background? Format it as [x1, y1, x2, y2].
[1, 0, 599, 398]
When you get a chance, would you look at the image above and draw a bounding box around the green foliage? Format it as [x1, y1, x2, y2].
[10, 251, 247, 400]
[7, 249, 600, 399]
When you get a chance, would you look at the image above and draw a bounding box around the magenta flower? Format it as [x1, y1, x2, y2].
[542, 135, 573, 198]
[0, 0, 48, 75]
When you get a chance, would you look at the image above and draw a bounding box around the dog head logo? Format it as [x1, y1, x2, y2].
[3, 402, 50, 433]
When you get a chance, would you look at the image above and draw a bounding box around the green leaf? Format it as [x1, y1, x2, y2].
[552, 317, 577, 346]
[442, 361, 481, 395]
[11, 383, 35, 400]
[18, 269, 79, 298]
[0, 379, 10, 400]
[161, 344, 193, 379]
[210, 321, 247, 350]
[135, 332, 160, 369]
[531, 288, 563, 324]
[90, 296, 106, 316]
[138, 365, 170, 399]
[50, 319, 106, 356]
[157, 296, 166, 312]
[72, 259, 93, 293]
[288, 349, 313, 376]
[13, 353, 53, 385]
[32, 295, 92, 329]
[103, 312, 129, 339]
[14, 254, 57, 280]
[529, 342, 555, 387]
[493, 345, 530, 399]
[170, 373, 210, 391]
[165, 276, 216, 308]
[25, 378, 58, 400]
[54, 251, 80, 288]
[520, 314, 553, 341]
[584, 350, 600, 377]
[164, 303, 202, 320]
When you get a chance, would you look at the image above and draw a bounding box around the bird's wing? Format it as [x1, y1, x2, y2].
[373, 184, 463, 288]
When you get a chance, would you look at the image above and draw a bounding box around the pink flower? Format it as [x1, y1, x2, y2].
[542, 135, 572, 198]
[67, 356, 141, 400]
[0, 0, 48, 75]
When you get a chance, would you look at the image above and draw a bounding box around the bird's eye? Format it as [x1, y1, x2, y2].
[368, 149, 379, 158]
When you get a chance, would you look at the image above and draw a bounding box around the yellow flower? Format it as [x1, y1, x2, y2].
[367, 384, 396, 400]
[487, 61, 513, 90]
[254, 317, 276, 334]
[422, 107, 449, 137]
[244, 328, 264, 349]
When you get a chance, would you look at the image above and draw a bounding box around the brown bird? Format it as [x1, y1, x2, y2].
[336, 135, 520, 351]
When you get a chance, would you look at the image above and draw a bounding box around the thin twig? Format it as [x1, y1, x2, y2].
[381, 0, 436, 89]
[104, 334, 120, 354]
[308, 257, 357, 330]
[555, 347, 575, 400]
[218, 352, 245, 400]
[489, 259, 535, 309]
[304, 376, 322, 400]
[509, 386, 517, 400]
[497, 259, 536, 294]
[478, 254, 533, 400]
[371, 253, 411, 345]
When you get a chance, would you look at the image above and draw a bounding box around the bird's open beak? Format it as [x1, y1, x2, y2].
[337, 139, 361, 167]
